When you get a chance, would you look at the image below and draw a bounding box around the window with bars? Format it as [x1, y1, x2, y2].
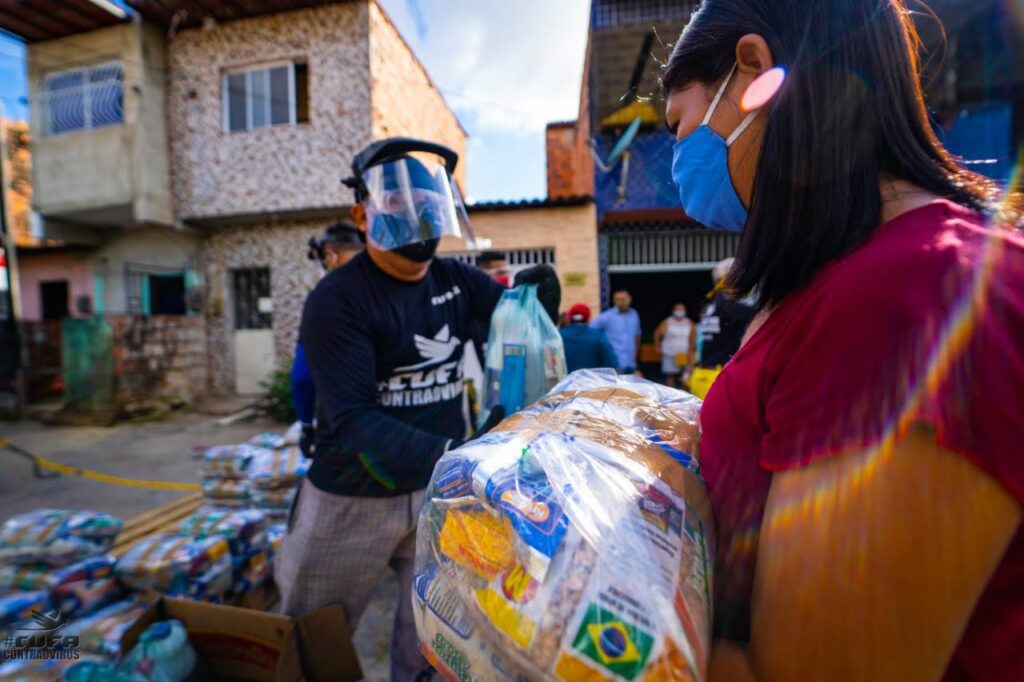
[40, 62, 124, 136]
[232, 268, 273, 330]
[223, 62, 309, 133]
[125, 264, 187, 316]
[443, 248, 555, 267]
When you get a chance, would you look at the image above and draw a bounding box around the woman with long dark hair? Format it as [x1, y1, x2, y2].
[662, 0, 1023, 679]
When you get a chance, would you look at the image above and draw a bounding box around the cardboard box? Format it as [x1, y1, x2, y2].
[121, 596, 363, 681]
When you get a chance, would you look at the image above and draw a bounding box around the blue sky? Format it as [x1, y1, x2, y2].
[0, 1, 591, 202]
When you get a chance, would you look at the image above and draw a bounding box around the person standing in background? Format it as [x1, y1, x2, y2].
[560, 303, 618, 373]
[654, 302, 696, 388]
[292, 222, 365, 457]
[691, 258, 754, 399]
[474, 251, 511, 287]
[591, 289, 642, 375]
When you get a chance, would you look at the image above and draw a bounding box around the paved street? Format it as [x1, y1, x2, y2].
[0, 411, 395, 680]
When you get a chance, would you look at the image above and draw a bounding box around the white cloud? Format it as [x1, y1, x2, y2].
[380, 0, 590, 134]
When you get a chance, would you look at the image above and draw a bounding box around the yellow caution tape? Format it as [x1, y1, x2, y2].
[0, 438, 201, 491]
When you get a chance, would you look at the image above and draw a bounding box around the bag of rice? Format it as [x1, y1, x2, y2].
[415, 369, 713, 682]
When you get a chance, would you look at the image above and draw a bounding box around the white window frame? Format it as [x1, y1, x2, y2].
[222, 61, 301, 133]
[41, 60, 124, 136]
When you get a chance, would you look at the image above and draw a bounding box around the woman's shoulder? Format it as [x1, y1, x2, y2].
[792, 200, 1022, 326]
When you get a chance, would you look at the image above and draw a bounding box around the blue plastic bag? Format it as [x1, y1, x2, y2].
[482, 284, 566, 426]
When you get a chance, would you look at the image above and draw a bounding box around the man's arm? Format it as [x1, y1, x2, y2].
[302, 286, 451, 490]
[290, 342, 316, 425]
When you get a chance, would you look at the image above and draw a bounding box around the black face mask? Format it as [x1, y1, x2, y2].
[392, 238, 440, 263]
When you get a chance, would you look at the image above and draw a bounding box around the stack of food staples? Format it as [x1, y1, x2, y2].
[414, 369, 714, 682]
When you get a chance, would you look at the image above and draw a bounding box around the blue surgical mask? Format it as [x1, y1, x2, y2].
[671, 64, 759, 232]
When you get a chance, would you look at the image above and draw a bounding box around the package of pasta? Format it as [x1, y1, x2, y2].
[178, 508, 268, 556]
[414, 369, 714, 682]
[114, 534, 230, 594]
[0, 510, 122, 567]
[0, 555, 116, 596]
[200, 444, 260, 479]
[245, 447, 309, 489]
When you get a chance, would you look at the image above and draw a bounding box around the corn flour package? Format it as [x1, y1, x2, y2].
[415, 369, 714, 682]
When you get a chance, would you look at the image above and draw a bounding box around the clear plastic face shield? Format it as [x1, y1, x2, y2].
[360, 156, 474, 253]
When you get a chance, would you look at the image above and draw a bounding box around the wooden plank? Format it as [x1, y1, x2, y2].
[113, 493, 202, 551]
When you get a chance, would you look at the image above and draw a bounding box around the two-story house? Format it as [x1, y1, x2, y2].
[3, 0, 467, 400]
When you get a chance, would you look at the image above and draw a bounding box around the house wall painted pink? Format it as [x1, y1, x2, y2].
[17, 251, 94, 320]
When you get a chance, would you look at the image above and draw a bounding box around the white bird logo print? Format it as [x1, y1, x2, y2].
[395, 324, 461, 371]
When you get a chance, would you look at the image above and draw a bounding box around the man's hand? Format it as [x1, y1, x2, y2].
[513, 264, 561, 324]
[299, 422, 316, 458]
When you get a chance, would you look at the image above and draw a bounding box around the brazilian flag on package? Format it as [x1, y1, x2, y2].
[571, 604, 655, 680]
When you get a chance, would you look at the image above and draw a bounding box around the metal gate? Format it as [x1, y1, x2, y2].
[443, 248, 555, 268]
[605, 230, 739, 273]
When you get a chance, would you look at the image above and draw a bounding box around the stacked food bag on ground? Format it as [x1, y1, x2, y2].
[414, 369, 714, 682]
[0, 510, 142, 679]
[199, 444, 259, 508]
[245, 446, 308, 521]
[0, 510, 125, 629]
[114, 507, 280, 604]
[0, 617, 203, 682]
[199, 424, 308, 520]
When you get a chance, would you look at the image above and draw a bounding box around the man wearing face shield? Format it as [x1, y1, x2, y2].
[275, 137, 559, 679]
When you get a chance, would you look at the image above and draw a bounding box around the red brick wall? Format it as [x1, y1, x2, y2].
[544, 40, 594, 199]
[109, 315, 208, 414]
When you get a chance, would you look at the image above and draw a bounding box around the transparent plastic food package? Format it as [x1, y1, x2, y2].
[59, 598, 149, 658]
[245, 447, 309, 490]
[114, 534, 230, 595]
[415, 369, 713, 682]
[54, 575, 124, 618]
[200, 444, 260, 479]
[0, 510, 122, 567]
[481, 284, 567, 427]
[177, 509, 268, 557]
[199, 477, 251, 507]
[0, 554, 116, 596]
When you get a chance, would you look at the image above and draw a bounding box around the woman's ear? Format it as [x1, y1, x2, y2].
[736, 33, 774, 75]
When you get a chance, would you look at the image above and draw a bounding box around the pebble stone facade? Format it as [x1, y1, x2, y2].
[201, 219, 330, 394]
[164, 1, 467, 393]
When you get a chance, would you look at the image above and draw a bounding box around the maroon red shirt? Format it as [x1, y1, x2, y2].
[700, 199, 1024, 679]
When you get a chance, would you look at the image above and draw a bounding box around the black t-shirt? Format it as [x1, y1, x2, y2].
[300, 252, 505, 497]
[697, 292, 755, 368]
